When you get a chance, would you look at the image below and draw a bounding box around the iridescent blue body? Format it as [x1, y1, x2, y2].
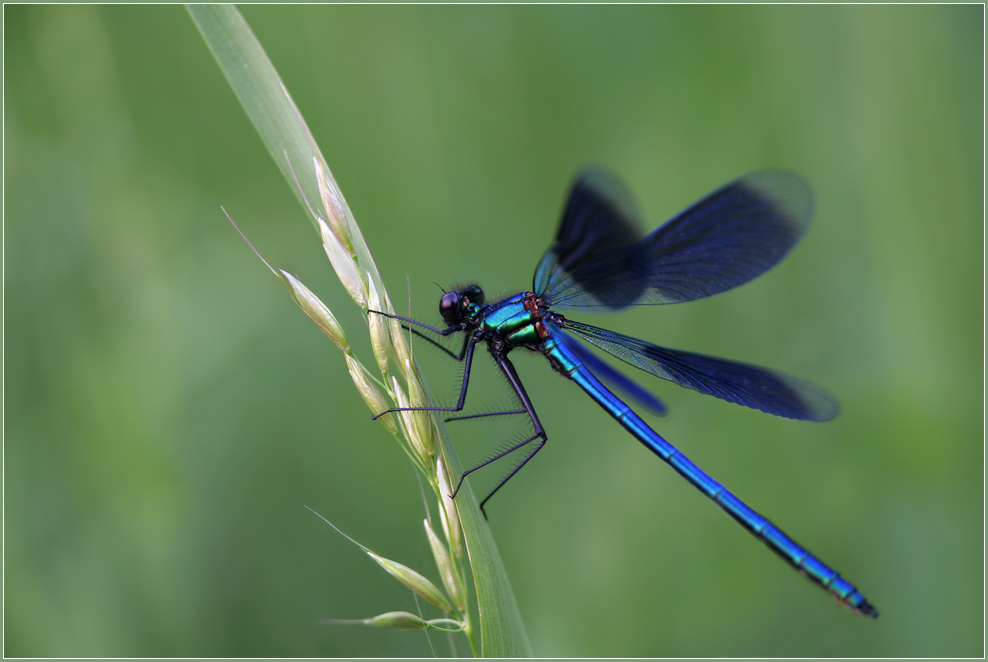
[372, 168, 877, 617]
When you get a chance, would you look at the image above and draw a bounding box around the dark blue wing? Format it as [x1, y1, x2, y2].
[533, 168, 649, 308]
[554, 326, 667, 416]
[563, 320, 838, 421]
[534, 169, 814, 310]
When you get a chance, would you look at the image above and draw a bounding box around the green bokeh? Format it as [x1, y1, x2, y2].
[5, 4, 982, 657]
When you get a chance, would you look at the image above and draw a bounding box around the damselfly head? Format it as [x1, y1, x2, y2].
[439, 285, 485, 324]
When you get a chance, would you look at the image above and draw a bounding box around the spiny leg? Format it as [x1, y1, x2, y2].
[445, 409, 527, 423]
[368, 313, 549, 515]
[368, 309, 525, 427]
[371, 333, 481, 420]
[368, 309, 469, 359]
[368, 310, 462, 337]
[452, 431, 545, 518]
[402, 323, 472, 360]
[453, 348, 548, 517]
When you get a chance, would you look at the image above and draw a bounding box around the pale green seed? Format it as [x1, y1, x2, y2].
[319, 216, 365, 308]
[365, 550, 454, 613]
[436, 455, 464, 559]
[406, 362, 435, 458]
[304, 507, 453, 614]
[363, 610, 429, 630]
[366, 276, 391, 374]
[346, 355, 396, 435]
[425, 518, 466, 612]
[391, 376, 429, 464]
[322, 612, 464, 632]
[383, 291, 413, 382]
[279, 270, 349, 351]
[313, 157, 355, 256]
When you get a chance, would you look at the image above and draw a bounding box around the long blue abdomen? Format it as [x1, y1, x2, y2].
[543, 335, 877, 617]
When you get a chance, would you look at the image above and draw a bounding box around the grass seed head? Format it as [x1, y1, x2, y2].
[436, 455, 464, 559]
[365, 550, 454, 613]
[319, 216, 366, 308]
[314, 157, 354, 255]
[366, 276, 391, 374]
[279, 270, 349, 351]
[425, 518, 466, 612]
[345, 355, 396, 435]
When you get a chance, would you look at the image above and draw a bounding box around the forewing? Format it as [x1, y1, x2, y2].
[539, 170, 815, 309]
[637, 170, 814, 304]
[533, 168, 649, 309]
[564, 320, 838, 421]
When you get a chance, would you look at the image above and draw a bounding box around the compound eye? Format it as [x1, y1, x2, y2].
[439, 291, 461, 323]
[465, 285, 485, 306]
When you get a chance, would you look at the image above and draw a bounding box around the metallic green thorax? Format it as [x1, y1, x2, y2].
[480, 292, 554, 347]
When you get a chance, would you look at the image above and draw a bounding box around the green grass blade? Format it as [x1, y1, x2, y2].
[187, 4, 531, 656]
[187, 4, 322, 232]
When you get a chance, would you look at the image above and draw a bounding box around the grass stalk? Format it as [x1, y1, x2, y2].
[188, 4, 531, 656]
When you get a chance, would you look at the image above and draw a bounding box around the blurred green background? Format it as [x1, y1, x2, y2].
[5, 4, 982, 657]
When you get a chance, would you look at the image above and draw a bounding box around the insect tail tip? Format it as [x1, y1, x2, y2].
[857, 600, 879, 619]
